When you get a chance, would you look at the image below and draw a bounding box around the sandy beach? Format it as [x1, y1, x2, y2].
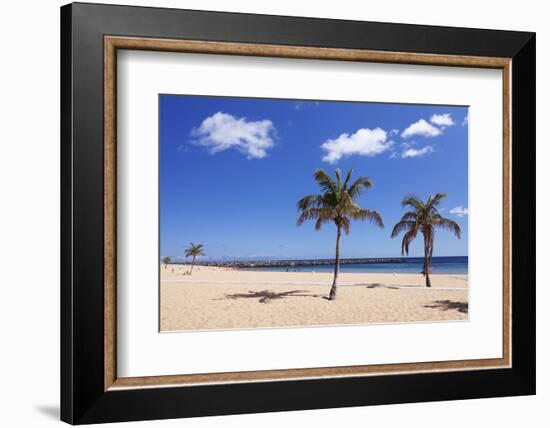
[160, 264, 468, 331]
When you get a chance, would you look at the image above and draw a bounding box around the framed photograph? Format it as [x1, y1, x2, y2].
[61, 2, 535, 424]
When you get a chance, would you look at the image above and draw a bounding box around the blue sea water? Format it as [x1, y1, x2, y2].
[246, 256, 468, 275]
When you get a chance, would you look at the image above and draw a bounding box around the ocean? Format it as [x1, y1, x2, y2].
[245, 256, 468, 275]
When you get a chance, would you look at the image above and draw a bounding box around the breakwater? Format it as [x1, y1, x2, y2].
[187, 258, 405, 269]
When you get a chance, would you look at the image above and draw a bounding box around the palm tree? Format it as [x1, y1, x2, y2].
[297, 168, 384, 300]
[391, 193, 461, 287]
[184, 243, 205, 275]
[162, 256, 171, 269]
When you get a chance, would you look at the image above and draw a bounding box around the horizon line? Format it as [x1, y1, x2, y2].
[162, 255, 468, 262]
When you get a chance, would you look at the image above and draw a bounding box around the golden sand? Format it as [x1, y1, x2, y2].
[160, 264, 468, 331]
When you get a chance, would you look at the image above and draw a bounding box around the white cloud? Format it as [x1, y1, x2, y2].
[389, 151, 398, 159]
[400, 141, 416, 149]
[192, 112, 276, 159]
[430, 113, 455, 127]
[321, 128, 393, 163]
[401, 145, 434, 158]
[389, 128, 400, 136]
[462, 115, 469, 126]
[450, 206, 469, 217]
[401, 119, 442, 138]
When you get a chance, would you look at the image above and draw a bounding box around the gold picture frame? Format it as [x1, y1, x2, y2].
[103, 36, 512, 391]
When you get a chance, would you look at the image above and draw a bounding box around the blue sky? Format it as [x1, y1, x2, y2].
[160, 95, 468, 261]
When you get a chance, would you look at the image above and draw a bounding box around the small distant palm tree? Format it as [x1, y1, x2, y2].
[184, 243, 205, 275]
[162, 256, 172, 269]
[391, 193, 461, 287]
[297, 168, 384, 300]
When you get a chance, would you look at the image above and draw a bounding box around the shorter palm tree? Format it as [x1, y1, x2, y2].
[391, 193, 461, 287]
[184, 243, 205, 275]
[162, 256, 172, 269]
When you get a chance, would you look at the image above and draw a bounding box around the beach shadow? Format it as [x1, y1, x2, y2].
[424, 300, 468, 314]
[363, 283, 400, 290]
[222, 289, 324, 304]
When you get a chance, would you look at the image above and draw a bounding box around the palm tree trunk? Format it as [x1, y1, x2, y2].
[189, 256, 196, 275]
[428, 236, 434, 273]
[425, 266, 432, 287]
[423, 233, 432, 288]
[329, 225, 342, 300]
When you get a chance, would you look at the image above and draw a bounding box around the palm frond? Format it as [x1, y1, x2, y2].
[433, 216, 461, 239]
[343, 168, 353, 189]
[399, 211, 419, 222]
[314, 215, 333, 231]
[340, 216, 351, 235]
[428, 192, 447, 208]
[401, 194, 423, 210]
[349, 208, 384, 228]
[335, 168, 342, 190]
[297, 169, 382, 236]
[297, 194, 324, 210]
[348, 176, 373, 200]
[185, 243, 205, 257]
[296, 207, 333, 226]
[401, 229, 417, 255]
[391, 220, 416, 238]
[313, 169, 337, 194]
[393, 193, 460, 262]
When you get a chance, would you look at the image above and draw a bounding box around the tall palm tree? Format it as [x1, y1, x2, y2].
[391, 193, 461, 287]
[162, 256, 171, 269]
[184, 243, 205, 275]
[297, 168, 384, 300]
